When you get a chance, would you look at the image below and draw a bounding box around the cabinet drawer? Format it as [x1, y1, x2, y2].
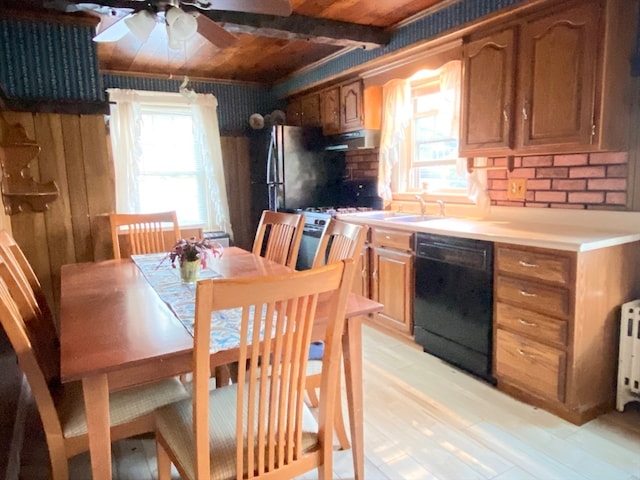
[496, 276, 570, 319]
[372, 228, 413, 251]
[495, 329, 566, 403]
[495, 302, 568, 347]
[496, 246, 572, 286]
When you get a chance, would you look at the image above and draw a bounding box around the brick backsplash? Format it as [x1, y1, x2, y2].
[345, 149, 379, 180]
[486, 152, 628, 210]
[346, 149, 628, 211]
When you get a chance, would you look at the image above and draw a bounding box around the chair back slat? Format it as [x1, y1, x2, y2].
[109, 211, 180, 259]
[192, 259, 354, 478]
[312, 219, 367, 270]
[252, 210, 304, 268]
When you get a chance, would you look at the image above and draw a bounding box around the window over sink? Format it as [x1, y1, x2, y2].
[379, 60, 472, 204]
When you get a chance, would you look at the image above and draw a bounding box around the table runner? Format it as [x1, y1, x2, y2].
[131, 253, 257, 352]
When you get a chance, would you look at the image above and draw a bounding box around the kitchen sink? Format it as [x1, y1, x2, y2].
[351, 211, 415, 220]
[384, 215, 441, 223]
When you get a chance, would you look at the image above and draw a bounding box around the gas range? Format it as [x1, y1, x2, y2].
[300, 206, 374, 217]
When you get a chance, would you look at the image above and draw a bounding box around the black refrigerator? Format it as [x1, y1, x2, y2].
[249, 125, 345, 229]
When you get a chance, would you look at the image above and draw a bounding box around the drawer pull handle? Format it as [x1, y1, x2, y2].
[518, 318, 537, 327]
[518, 260, 538, 268]
[519, 290, 537, 297]
[385, 235, 391, 240]
[517, 348, 535, 358]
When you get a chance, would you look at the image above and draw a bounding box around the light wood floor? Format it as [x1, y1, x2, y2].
[18, 324, 640, 480]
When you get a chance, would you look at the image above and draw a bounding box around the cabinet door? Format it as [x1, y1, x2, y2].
[300, 94, 321, 127]
[340, 80, 364, 132]
[286, 98, 302, 126]
[460, 28, 516, 156]
[517, 2, 599, 150]
[372, 247, 413, 336]
[352, 244, 370, 298]
[320, 87, 341, 135]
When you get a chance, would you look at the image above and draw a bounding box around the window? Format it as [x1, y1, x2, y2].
[137, 105, 207, 226]
[408, 74, 466, 192]
[108, 89, 233, 235]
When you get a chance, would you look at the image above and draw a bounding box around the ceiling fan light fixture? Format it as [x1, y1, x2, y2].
[166, 6, 198, 41]
[124, 10, 156, 43]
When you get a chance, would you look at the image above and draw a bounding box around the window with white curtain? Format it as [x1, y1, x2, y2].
[378, 60, 484, 206]
[108, 89, 233, 236]
[137, 105, 207, 226]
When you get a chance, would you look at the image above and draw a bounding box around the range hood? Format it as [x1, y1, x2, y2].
[325, 129, 380, 151]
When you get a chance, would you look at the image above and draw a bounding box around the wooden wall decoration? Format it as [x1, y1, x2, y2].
[0, 114, 60, 214]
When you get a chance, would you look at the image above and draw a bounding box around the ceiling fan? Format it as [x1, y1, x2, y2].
[45, 0, 293, 49]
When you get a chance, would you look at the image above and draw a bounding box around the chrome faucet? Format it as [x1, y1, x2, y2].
[436, 199, 446, 217]
[414, 194, 427, 218]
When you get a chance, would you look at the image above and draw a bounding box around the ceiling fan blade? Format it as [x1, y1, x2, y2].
[195, 14, 236, 49]
[93, 14, 132, 42]
[182, 0, 292, 17]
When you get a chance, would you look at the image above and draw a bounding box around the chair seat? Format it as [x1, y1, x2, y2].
[156, 382, 319, 480]
[57, 378, 189, 438]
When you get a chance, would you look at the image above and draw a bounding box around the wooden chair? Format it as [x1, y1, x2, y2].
[155, 259, 355, 480]
[0, 258, 190, 480]
[0, 229, 59, 384]
[109, 211, 181, 259]
[252, 210, 304, 268]
[307, 220, 367, 450]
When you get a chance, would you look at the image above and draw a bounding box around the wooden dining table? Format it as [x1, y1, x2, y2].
[59, 246, 382, 480]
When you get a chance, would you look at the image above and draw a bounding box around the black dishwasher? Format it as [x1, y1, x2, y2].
[414, 232, 495, 383]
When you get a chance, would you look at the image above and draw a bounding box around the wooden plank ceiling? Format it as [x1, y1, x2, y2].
[0, 0, 454, 84]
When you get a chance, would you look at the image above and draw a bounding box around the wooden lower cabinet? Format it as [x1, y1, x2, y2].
[369, 227, 414, 340]
[494, 241, 640, 425]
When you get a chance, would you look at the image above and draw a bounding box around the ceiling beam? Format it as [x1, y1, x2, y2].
[193, 11, 390, 50]
[59, 1, 390, 49]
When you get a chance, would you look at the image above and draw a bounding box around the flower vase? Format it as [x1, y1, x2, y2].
[180, 259, 201, 283]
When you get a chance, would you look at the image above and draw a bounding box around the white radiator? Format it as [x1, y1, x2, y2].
[617, 299, 640, 411]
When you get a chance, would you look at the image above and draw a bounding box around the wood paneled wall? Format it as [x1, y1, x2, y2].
[0, 112, 253, 322]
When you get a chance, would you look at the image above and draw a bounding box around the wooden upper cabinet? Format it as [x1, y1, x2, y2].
[460, 0, 632, 157]
[320, 87, 341, 135]
[340, 80, 364, 132]
[516, 2, 599, 150]
[285, 98, 302, 126]
[300, 93, 321, 127]
[460, 28, 516, 153]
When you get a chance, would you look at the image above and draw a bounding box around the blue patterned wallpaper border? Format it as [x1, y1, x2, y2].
[0, 18, 101, 101]
[273, 0, 526, 97]
[102, 74, 281, 134]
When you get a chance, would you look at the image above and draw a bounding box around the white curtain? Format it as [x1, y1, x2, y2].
[440, 60, 491, 211]
[190, 95, 233, 235]
[108, 88, 233, 236]
[377, 79, 412, 205]
[377, 60, 490, 210]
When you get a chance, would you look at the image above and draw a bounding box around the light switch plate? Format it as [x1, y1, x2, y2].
[507, 178, 527, 201]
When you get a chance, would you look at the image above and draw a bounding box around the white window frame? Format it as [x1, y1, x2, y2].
[405, 75, 468, 201]
[136, 104, 209, 227]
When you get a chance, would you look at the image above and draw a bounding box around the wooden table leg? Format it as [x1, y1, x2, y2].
[82, 374, 112, 480]
[342, 315, 364, 480]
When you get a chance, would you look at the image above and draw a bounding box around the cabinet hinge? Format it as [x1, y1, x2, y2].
[590, 124, 596, 144]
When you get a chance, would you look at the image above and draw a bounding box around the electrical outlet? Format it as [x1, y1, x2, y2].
[507, 178, 527, 201]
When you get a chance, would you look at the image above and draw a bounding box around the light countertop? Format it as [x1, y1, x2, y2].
[337, 210, 640, 252]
